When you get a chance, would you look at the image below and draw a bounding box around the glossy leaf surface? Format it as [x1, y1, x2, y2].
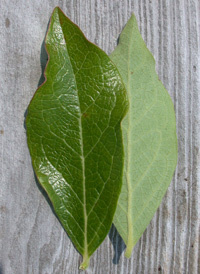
[26, 7, 128, 269]
[110, 15, 177, 257]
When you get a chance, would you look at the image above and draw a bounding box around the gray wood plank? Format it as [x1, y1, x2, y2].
[0, 0, 199, 273]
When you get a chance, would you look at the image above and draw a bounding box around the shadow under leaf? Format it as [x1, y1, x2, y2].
[38, 19, 49, 87]
[0, 263, 4, 274]
[38, 38, 48, 87]
[109, 224, 126, 264]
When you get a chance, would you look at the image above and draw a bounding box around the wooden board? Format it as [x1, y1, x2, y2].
[0, 0, 199, 273]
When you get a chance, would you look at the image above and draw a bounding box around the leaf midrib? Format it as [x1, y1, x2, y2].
[125, 24, 134, 257]
[58, 17, 88, 259]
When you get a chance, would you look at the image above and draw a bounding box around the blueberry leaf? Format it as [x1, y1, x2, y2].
[110, 14, 177, 257]
[26, 7, 128, 269]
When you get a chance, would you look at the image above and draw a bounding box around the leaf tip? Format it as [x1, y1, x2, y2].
[51, 6, 65, 19]
[129, 13, 138, 26]
[53, 6, 62, 13]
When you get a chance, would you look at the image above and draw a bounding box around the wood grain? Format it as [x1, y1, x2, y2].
[0, 0, 199, 273]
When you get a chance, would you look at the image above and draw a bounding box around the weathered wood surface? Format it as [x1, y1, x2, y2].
[0, 0, 199, 273]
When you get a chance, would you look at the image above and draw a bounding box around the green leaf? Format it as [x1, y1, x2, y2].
[110, 14, 177, 257]
[26, 7, 128, 269]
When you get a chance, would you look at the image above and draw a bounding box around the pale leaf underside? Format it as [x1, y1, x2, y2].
[110, 15, 177, 257]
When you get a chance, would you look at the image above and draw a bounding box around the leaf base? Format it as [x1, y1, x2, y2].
[125, 244, 133, 258]
[79, 256, 90, 270]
